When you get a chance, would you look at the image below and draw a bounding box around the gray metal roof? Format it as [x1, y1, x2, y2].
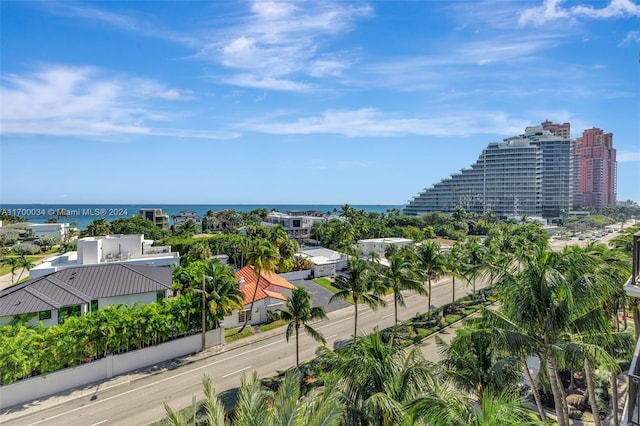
[0, 264, 172, 317]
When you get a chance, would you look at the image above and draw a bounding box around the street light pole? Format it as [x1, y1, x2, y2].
[202, 275, 209, 352]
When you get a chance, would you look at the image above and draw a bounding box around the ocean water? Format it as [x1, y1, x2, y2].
[0, 204, 403, 230]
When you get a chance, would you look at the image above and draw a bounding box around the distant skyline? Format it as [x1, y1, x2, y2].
[1, 1, 639, 205]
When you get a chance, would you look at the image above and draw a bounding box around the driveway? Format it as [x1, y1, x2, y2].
[291, 279, 350, 312]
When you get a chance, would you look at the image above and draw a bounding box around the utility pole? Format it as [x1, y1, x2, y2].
[202, 275, 209, 352]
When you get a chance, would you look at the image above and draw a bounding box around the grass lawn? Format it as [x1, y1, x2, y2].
[0, 254, 47, 276]
[259, 319, 287, 332]
[224, 327, 254, 343]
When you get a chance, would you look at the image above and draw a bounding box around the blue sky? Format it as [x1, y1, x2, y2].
[1, 0, 639, 205]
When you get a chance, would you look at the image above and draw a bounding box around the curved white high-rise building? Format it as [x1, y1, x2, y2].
[403, 126, 572, 218]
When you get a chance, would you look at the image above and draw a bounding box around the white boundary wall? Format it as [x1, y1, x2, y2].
[0, 328, 223, 410]
[279, 270, 310, 281]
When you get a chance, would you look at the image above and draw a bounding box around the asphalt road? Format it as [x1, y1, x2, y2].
[1, 275, 481, 426]
[4, 221, 633, 425]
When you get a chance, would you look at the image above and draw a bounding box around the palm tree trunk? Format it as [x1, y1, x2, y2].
[584, 359, 601, 426]
[394, 293, 398, 325]
[547, 358, 569, 426]
[238, 276, 260, 333]
[451, 276, 455, 306]
[353, 296, 359, 340]
[523, 355, 547, 421]
[555, 365, 570, 425]
[611, 370, 619, 426]
[295, 325, 299, 367]
[568, 370, 575, 390]
[427, 278, 432, 315]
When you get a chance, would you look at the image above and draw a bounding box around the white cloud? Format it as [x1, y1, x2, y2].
[571, 0, 640, 18]
[207, 1, 371, 90]
[519, 0, 571, 26]
[618, 152, 640, 163]
[42, 2, 196, 46]
[239, 108, 530, 137]
[0, 65, 232, 139]
[519, 0, 640, 26]
[222, 74, 310, 91]
[620, 30, 640, 44]
[134, 80, 195, 100]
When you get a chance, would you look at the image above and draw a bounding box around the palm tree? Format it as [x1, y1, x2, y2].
[382, 252, 425, 324]
[237, 240, 279, 333]
[279, 287, 328, 367]
[202, 259, 243, 329]
[268, 224, 288, 249]
[461, 238, 487, 298]
[165, 371, 344, 426]
[15, 256, 35, 283]
[411, 388, 545, 426]
[415, 241, 446, 315]
[2, 256, 21, 285]
[240, 370, 345, 426]
[163, 374, 233, 426]
[485, 245, 607, 426]
[437, 326, 522, 407]
[330, 256, 386, 340]
[445, 242, 465, 308]
[329, 331, 436, 426]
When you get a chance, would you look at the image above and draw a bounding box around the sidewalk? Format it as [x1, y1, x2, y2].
[1, 286, 631, 425]
[0, 303, 356, 422]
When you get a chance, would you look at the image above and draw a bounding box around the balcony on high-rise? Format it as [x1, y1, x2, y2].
[622, 231, 640, 425]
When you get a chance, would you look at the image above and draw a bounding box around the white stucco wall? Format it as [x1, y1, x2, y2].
[26, 223, 69, 238]
[0, 310, 59, 327]
[0, 328, 224, 410]
[99, 235, 143, 258]
[221, 298, 287, 329]
[78, 239, 100, 264]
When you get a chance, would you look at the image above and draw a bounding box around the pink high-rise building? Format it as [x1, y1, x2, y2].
[574, 127, 617, 210]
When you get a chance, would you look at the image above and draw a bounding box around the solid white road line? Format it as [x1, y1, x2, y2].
[26, 340, 283, 426]
[382, 313, 394, 319]
[88, 420, 108, 426]
[316, 315, 353, 330]
[222, 366, 252, 378]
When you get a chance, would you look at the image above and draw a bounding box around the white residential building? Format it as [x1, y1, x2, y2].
[262, 211, 326, 243]
[29, 234, 180, 279]
[0, 264, 172, 327]
[297, 247, 347, 278]
[26, 223, 70, 240]
[173, 211, 202, 229]
[358, 237, 413, 257]
[221, 266, 294, 329]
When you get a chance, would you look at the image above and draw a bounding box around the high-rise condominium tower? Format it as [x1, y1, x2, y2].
[403, 126, 572, 218]
[574, 127, 617, 210]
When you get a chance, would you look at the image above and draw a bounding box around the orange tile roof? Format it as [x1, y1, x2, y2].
[235, 266, 294, 306]
[263, 289, 287, 301]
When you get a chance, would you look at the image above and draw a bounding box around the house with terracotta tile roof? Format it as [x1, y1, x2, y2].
[222, 265, 295, 328]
